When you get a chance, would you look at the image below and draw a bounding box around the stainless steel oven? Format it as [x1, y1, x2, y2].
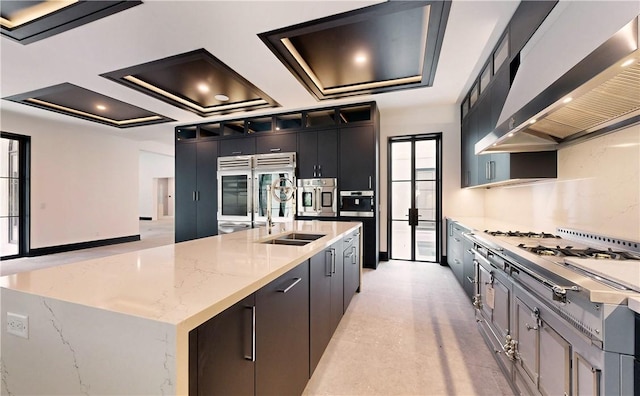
[296, 178, 337, 217]
[339, 191, 374, 217]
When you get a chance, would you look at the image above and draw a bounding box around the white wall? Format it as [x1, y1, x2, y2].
[484, 125, 640, 241]
[379, 104, 485, 253]
[139, 150, 174, 220]
[1, 110, 140, 249]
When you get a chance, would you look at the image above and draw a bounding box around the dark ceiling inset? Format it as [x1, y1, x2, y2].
[101, 49, 280, 117]
[0, 1, 142, 45]
[259, 1, 452, 100]
[4, 83, 174, 128]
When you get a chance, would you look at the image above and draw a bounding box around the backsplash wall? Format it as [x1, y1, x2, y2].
[484, 125, 640, 241]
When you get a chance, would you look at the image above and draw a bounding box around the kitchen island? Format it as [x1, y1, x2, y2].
[0, 220, 362, 395]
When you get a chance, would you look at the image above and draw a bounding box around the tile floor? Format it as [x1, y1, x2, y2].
[1, 219, 514, 395]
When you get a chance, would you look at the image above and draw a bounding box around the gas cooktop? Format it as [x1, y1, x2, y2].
[483, 228, 640, 293]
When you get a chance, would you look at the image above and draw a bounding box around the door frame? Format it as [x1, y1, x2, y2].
[1, 131, 31, 260]
[387, 133, 442, 262]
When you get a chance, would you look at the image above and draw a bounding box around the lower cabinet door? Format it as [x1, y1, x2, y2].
[539, 321, 571, 396]
[256, 261, 310, 396]
[515, 297, 538, 389]
[310, 250, 333, 375]
[192, 294, 256, 396]
[343, 242, 359, 312]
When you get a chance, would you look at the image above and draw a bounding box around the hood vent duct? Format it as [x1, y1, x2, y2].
[477, 15, 640, 154]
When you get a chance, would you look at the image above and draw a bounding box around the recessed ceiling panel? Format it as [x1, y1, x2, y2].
[1, 1, 142, 44]
[101, 49, 280, 117]
[3, 83, 174, 128]
[259, 1, 451, 100]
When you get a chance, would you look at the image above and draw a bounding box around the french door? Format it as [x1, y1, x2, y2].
[1, 132, 30, 259]
[389, 134, 441, 262]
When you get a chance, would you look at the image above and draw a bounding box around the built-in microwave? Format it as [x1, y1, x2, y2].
[340, 191, 374, 217]
[296, 178, 337, 217]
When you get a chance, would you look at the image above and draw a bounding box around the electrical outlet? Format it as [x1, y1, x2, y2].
[7, 312, 28, 339]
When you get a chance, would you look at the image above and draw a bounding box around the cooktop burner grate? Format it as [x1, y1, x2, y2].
[517, 244, 640, 260]
[485, 230, 561, 238]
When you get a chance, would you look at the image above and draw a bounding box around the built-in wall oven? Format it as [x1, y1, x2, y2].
[339, 191, 374, 217]
[296, 178, 337, 217]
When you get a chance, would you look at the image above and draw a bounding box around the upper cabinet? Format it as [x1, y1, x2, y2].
[339, 125, 376, 191]
[298, 129, 338, 179]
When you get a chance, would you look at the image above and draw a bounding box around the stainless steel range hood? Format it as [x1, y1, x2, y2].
[477, 14, 640, 154]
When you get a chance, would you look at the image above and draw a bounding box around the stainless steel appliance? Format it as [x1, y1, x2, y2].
[217, 153, 296, 234]
[339, 191, 374, 217]
[468, 229, 639, 395]
[296, 178, 337, 217]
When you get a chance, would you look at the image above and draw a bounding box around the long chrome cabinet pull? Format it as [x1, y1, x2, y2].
[244, 306, 256, 361]
[192, 191, 196, 201]
[316, 187, 321, 213]
[331, 248, 336, 274]
[325, 250, 332, 276]
[352, 246, 357, 264]
[368, 176, 372, 189]
[278, 277, 302, 293]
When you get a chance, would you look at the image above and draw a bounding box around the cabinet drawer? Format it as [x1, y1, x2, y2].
[256, 133, 297, 154]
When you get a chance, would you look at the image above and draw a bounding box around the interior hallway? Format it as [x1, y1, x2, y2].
[0, 220, 513, 395]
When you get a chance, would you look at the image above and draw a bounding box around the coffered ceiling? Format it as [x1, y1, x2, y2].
[0, 1, 519, 145]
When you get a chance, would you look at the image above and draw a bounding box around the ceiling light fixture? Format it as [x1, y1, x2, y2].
[214, 94, 230, 102]
[96, 104, 107, 111]
[508, 133, 515, 137]
[621, 59, 635, 67]
[529, 119, 537, 124]
[197, 83, 210, 93]
[563, 97, 573, 104]
[354, 53, 367, 64]
[0, 1, 78, 29]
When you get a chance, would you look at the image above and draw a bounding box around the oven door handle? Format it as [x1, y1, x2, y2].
[315, 187, 321, 212]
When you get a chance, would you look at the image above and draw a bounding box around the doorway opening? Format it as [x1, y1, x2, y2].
[154, 177, 175, 220]
[1, 132, 30, 260]
[388, 134, 442, 262]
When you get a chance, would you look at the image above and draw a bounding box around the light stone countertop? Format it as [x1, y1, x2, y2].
[0, 220, 362, 331]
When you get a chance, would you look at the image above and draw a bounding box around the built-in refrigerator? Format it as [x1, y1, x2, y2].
[217, 152, 296, 234]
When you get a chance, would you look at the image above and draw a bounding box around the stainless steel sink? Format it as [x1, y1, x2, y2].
[259, 232, 326, 246]
[277, 233, 325, 241]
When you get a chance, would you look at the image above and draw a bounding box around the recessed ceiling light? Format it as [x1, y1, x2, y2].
[563, 97, 573, 104]
[275, 127, 280, 131]
[214, 94, 229, 102]
[354, 53, 367, 64]
[621, 59, 634, 67]
[96, 104, 107, 111]
[508, 133, 514, 137]
[529, 119, 536, 124]
[197, 83, 210, 93]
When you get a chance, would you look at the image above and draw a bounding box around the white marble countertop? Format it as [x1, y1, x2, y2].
[0, 220, 362, 331]
[628, 296, 640, 314]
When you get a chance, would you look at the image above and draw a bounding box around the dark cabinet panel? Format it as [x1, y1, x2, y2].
[329, 240, 344, 333]
[309, 249, 333, 375]
[196, 140, 218, 239]
[176, 141, 218, 242]
[343, 230, 360, 312]
[256, 261, 310, 396]
[298, 129, 338, 179]
[339, 125, 375, 191]
[509, 1, 558, 57]
[176, 143, 198, 242]
[192, 294, 255, 396]
[219, 136, 255, 156]
[256, 133, 297, 155]
[491, 65, 511, 129]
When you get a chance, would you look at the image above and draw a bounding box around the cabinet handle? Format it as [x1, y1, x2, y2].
[270, 148, 281, 152]
[318, 164, 322, 177]
[490, 161, 495, 180]
[454, 238, 461, 242]
[278, 277, 302, 293]
[196, 191, 200, 201]
[232, 151, 242, 155]
[325, 250, 332, 277]
[368, 176, 372, 189]
[352, 246, 357, 265]
[467, 249, 474, 255]
[192, 191, 196, 201]
[331, 248, 336, 274]
[486, 162, 490, 180]
[244, 306, 256, 361]
[466, 276, 477, 284]
[344, 237, 353, 244]
[313, 165, 317, 178]
[316, 187, 321, 212]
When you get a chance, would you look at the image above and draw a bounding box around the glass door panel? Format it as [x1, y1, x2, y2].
[389, 136, 441, 262]
[1, 137, 22, 258]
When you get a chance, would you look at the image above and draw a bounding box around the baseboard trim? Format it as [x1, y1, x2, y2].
[139, 216, 152, 220]
[440, 254, 448, 266]
[28, 235, 141, 257]
[379, 251, 389, 262]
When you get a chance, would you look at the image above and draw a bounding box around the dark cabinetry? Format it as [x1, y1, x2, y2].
[192, 261, 310, 396]
[509, 1, 558, 57]
[175, 140, 218, 242]
[339, 125, 376, 191]
[446, 220, 475, 301]
[309, 241, 343, 375]
[297, 129, 338, 178]
[190, 294, 255, 396]
[256, 132, 297, 155]
[256, 261, 310, 396]
[219, 136, 255, 156]
[342, 229, 360, 312]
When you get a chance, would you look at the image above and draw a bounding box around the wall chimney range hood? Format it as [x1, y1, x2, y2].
[477, 15, 640, 154]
